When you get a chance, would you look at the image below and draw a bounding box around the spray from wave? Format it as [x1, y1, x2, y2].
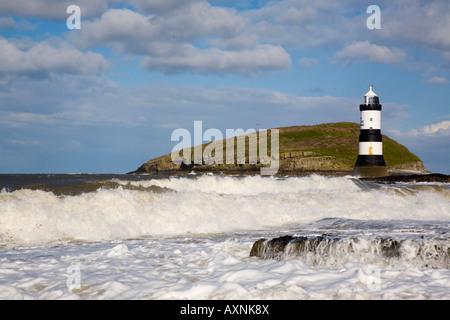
[0, 174, 449, 248]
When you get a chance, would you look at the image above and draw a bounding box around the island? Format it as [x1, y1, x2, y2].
[129, 122, 434, 177]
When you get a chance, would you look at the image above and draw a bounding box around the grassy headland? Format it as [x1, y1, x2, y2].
[131, 122, 426, 175]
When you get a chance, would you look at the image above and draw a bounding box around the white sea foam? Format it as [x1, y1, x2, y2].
[0, 175, 449, 247]
[0, 175, 449, 300]
[0, 237, 449, 300]
[118, 174, 362, 195]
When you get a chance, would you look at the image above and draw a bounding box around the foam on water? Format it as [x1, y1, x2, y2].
[1, 237, 449, 300]
[119, 174, 362, 195]
[0, 175, 449, 247]
[0, 174, 449, 300]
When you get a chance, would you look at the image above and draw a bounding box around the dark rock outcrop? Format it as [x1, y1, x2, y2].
[362, 173, 450, 183]
[249, 234, 450, 269]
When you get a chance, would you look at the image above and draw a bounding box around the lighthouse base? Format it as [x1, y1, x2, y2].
[353, 155, 388, 178]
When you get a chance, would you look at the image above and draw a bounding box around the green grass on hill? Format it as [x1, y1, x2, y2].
[139, 122, 423, 172]
[278, 122, 421, 169]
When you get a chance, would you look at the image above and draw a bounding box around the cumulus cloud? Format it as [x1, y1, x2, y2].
[140, 44, 291, 76]
[238, 0, 450, 64]
[69, 5, 290, 76]
[334, 41, 407, 65]
[70, 5, 246, 51]
[0, 37, 109, 76]
[6, 0, 448, 76]
[388, 121, 450, 139]
[243, 0, 358, 50]
[69, 8, 155, 52]
[386, 120, 450, 173]
[4, 0, 450, 53]
[380, 0, 450, 50]
[413, 121, 450, 136]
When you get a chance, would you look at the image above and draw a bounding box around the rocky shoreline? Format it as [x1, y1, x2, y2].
[360, 173, 449, 183]
[129, 166, 449, 183]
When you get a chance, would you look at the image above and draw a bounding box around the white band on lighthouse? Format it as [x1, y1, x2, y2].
[360, 110, 381, 130]
[359, 142, 383, 155]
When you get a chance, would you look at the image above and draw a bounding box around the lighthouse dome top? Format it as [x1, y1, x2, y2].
[365, 85, 377, 97]
[364, 85, 379, 105]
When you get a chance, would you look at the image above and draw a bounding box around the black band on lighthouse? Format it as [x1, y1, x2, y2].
[359, 129, 382, 142]
[355, 155, 386, 167]
[360, 104, 382, 111]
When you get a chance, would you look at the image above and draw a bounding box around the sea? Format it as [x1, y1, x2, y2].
[0, 173, 449, 302]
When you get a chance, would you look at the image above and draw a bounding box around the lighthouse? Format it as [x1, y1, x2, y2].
[353, 85, 388, 177]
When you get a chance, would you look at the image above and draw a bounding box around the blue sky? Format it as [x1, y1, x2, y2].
[0, 0, 449, 174]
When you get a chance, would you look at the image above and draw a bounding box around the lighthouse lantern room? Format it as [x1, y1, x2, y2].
[353, 85, 388, 177]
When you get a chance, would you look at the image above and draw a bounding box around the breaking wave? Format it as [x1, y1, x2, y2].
[0, 174, 449, 247]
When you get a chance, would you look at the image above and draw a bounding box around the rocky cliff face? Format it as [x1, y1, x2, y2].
[130, 122, 428, 176]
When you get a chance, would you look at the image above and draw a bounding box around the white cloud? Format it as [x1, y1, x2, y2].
[69, 8, 156, 52]
[72, 6, 245, 52]
[380, 0, 450, 50]
[243, 0, 357, 50]
[426, 76, 449, 85]
[418, 121, 450, 136]
[386, 120, 450, 173]
[335, 41, 407, 65]
[241, 0, 450, 56]
[388, 121, 450, 138]
[7, 0, 448, 76]
[4, 0, 450, 53]
[141, 44, 291, 76]
[70, 6, 290, 76]
[0, 37, 109, 76]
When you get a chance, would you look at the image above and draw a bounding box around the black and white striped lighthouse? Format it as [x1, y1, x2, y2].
[353, 85, 388, 177]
